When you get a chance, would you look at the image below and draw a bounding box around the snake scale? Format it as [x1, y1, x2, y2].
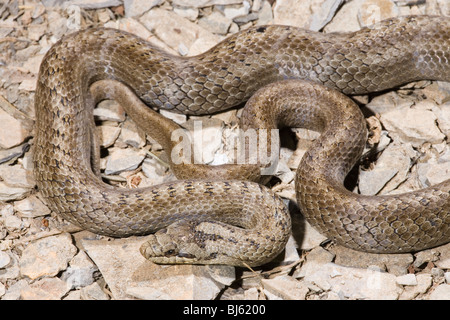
[33, 15, 450, 267]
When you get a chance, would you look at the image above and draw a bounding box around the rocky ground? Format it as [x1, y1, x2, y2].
[0, 0, 450, 300]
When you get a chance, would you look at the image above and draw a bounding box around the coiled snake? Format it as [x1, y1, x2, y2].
[33, 15, 450, 267]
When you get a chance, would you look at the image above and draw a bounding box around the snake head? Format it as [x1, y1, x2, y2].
[140, 220, 208, 265]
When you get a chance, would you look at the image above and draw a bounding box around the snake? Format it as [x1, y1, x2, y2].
[33, 15, 450, 267]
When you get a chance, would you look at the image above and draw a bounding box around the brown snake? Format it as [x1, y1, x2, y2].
[33, 15, 450, 267]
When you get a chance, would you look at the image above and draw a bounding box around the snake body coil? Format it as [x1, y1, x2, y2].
[34, 15, 450, 266]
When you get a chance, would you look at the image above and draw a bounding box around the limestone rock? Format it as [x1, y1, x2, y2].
[82, 237, 235, 300]
[19, 233, 77, 280]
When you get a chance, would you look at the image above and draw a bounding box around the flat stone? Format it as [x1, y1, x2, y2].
[324, 0, 365, 32]
[0, 251, 11, 269]
[20, 277, 70, 300]
[381, 102, 446, 148]
[139, 8, 221, 56]
[304, 263, 402, 299]
[261, 275, 309, 300]
[97, 125, 121, 148]
[359, 143, 417, 195]
[198, 11, 232, 35]
[82, 237, 235, 300]
[396, 274, 417, 286]
[103, 17, 178, 55]
[295, 247, 335, 279]
[14, 195, 51, 218]
[309, 0, 344, 31]
[171, 0, 244, 8]
[417, 161, 450, 188]
[61, 250, 98, 290]
[65, 0, 122, 9]
[118, 119, 146, 149]
[80, 282, 110, 300]
[19, 233, 77, 280]
[104, 147, 146, 175]
[428, 284, 450, 300]
[0, 107, 30, 149]
[273, 0, 323, 28]
[0, 164, 35, 189]
[0, 182, 30, 201]
[124, 0, 163, 17]
[399, 274, 432, 300]
[434, 243, 450, 269]
[358, 0, 399, 27]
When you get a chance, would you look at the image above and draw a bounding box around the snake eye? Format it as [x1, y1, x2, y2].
[165, 249, 176, 256]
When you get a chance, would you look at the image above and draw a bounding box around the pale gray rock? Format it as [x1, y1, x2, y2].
[173, 6, 199, 21]
[19, 233, 77, 280]
[357, 0, 399, 27]
[0, 143, 30, 166]
[97, 125, 121, 148]
[429, 284, 450, 300]
[104, 147, 146, 175]
[159, 109, 187, 124]
[219, 1, 251, 20]
[255, 0, 273, 25]
[396, 274, 417, 286]
[413, 249, 439, 269]
[103, 17, 178, 55]
[0, 107, 30, 149]
[274, 0, 324, 28]
[3, 214, 29, 232]
[296, 247, 335, 279]
[380, 102, 446, 148]
[0, 249, 20, 282]
[0, 182, 30, 201]
[171, 0, 245, 8]
[305, 263, 402, 299]
[359, 143, 418, 195]
[0, 282, 5, 298]
[118, 119, 146, 148]
[14, 195, 51, 218]
[82, 237, 235, 300]
[417, 161, 450, 188]
[434, 243, 450, 270]
[365, 91, 413, 115]
[324, 0, 365, 32]
[0, 251, 11, 269]
[399, 274, 432, 300]
[124, 0, 163, 17]
[139, 8, 221, 56]
[359, 167, 397, 195]
[261, 275, 309, 300]
[63, 0, 122, 9]
[0, 164, 35, 189]
[309, 0, 344, 31]
[61, 250, 98, 289]
[141, 157, 168, 185]
[20, 277, 70, 300]
[198, 11, 232, 35]
[80, 282, 110, 300]
[1, 279, 29, 300]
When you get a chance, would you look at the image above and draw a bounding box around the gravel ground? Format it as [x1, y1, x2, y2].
[0, 0, 449, 300]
